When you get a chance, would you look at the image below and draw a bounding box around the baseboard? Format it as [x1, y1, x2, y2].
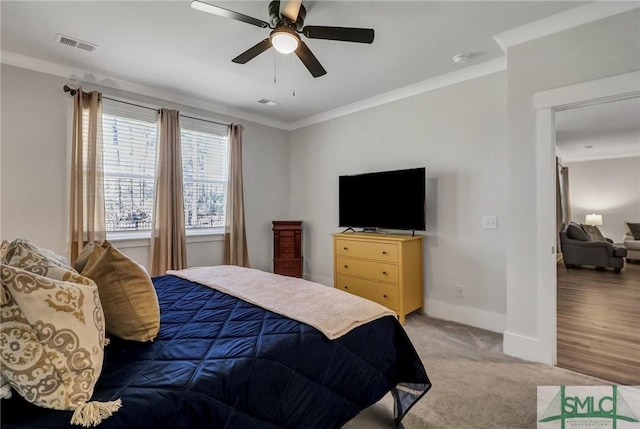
[424, 299, 506, 333]
[305, 273, 333, 287]
[503, 331, 550, 364]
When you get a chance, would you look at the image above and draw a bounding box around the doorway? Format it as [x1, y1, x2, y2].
[554, 97, 640, 383]
[533, 70, 640, 369]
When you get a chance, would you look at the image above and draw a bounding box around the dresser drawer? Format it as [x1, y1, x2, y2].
[336, 257, 398, 283]
[335, 239, 398, 263]
[274, 259, 302, 277]
[336, 275, 398, 310]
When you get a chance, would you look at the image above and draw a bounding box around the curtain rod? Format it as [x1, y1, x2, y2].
[63, 85, 231, 127]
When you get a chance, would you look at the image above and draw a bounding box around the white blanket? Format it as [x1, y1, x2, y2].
[166, 265, 396, 340]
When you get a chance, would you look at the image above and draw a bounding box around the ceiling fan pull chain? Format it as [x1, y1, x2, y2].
[273, 50, 277, 83]
[292, 54, 296, 96]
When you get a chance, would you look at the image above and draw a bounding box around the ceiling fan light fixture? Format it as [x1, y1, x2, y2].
[271, 28, 299, 54]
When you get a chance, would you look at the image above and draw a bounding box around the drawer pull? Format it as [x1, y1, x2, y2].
[382, 251, 387, 255]
[382, 271, 387, 275]
[383, 294, 387, 298]
[344, 265, 349, 269]
[343, 285, 349, 290]
[343, 247, 348, 250]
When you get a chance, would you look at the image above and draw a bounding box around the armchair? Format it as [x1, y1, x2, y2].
[623, 222, 640, 262]
[559, 222, 627, 273]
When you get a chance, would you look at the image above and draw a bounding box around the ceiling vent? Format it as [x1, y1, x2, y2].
[257, 98, 278, 106]
[56, 34, 98, 52]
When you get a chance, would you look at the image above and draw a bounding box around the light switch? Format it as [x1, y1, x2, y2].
[483, 216, 498, 229]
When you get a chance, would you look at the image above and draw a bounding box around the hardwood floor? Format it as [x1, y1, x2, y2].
[556, 258, 640, 384]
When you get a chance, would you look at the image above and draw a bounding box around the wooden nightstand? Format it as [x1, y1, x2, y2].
[273, 221, 303, 278]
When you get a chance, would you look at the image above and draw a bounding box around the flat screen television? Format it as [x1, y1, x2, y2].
[339, 167, 426, 231]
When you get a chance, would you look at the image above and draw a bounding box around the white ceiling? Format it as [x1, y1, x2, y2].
[1, 0, 586, 127]
[556, 97, 640, 163]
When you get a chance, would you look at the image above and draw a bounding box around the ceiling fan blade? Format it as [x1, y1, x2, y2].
[191, 0, 270, 28]
[302, 26, 374, 44]
[232, 38, 272, 64]
[279, 0, 302, 22]
[295, 41, 326, 78]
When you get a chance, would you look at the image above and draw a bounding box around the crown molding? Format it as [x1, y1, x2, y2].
[561, 152, 640, 164]
[0, 50, 290, 130]
[494, 1, 640, 52]
[287, 57, 507, 131]
[3, 2, 637, 132]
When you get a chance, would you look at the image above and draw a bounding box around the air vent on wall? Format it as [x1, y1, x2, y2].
[56, 34, 98, 52]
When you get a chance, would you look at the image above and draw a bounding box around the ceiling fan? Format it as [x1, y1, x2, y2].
[191, 0, 375, 78]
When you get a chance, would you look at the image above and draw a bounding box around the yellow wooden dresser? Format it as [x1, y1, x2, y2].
[332, 233, 424, 325]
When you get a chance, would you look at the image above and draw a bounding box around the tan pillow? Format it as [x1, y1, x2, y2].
[81, 241, 160, 342]
[0, 264, 120, 426]
[74, 241, 101, 273]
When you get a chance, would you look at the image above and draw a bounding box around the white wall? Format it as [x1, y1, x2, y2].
[0, 64, 290, 272]
[289, 71, 508, 332]
[568, 157, 640, 241]
[505, 9, 640, 361]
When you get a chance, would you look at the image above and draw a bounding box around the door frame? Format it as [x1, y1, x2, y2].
[533, 70, 640, 365]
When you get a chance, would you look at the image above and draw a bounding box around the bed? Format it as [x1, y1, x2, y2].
[2, 270, 431, 428]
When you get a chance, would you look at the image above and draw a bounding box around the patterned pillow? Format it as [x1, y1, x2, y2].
[0, 240, 11, 263]
[3, 238, 73, 278]
[2, 238, 71, 269]
[0, 239, 121, 426]
[81, 241, 160, 342]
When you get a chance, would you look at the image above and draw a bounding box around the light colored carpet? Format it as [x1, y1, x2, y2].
[344, 315, 606, 429]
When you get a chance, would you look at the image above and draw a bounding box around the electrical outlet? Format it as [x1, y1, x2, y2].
[456, 284, 465, 298]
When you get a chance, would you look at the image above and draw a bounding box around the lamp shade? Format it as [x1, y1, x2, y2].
[585, 214, 603, 226]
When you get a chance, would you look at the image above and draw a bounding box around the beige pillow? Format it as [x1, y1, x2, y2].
[0, 264, 120, 425]
[81, 241, 160, 342]
[74, 241, 101, 273]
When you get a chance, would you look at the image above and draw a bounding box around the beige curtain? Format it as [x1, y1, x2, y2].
[561, 167, 571, 226]
[224, 124, 250, 267]
[556, 158, 572, 251]
[559, 163, 571, 227]
[69, 89, 106, 263]
[149, 108, 187, 276]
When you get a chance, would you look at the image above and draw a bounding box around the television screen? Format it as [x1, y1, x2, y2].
[339, 167, 426, 231]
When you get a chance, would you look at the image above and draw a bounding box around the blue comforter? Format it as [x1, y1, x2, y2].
[2, 274, 430, 428]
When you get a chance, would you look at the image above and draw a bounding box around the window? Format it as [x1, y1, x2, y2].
[102, 103, 228, 234]
[181, 122, 229, 230]
[181, 129, 228, 229]
[103, 112, 157, 232]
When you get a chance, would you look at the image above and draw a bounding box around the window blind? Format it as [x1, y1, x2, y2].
[101, 102, 229, 233]
[181, 126, 229, 229]
[102, 113, 157, 232]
